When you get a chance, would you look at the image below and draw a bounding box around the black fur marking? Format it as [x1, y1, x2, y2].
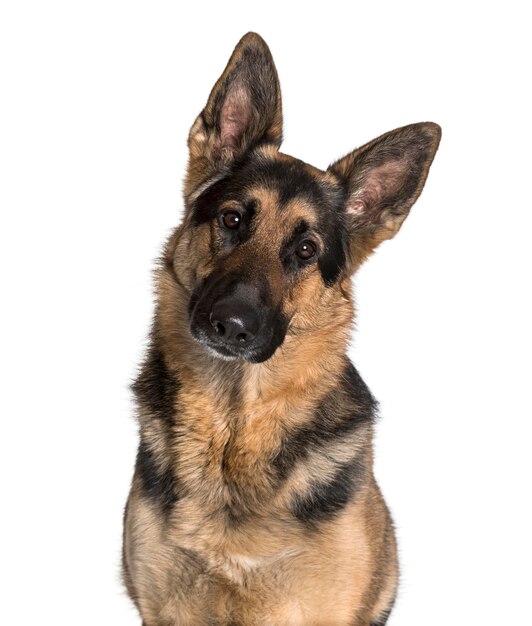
[246, 156, 325, 207]
[136, 439, 180, 513]
[218, 197, 257, 248]
[190, 175, 230, 226]
[291, 456, 367, 525]
[272, 361, 376, 481]
[280, 219, 318, 274]
[317, 193, 348, 286]
[192, 181, 258, 249]
[132, 338, 179, 425]
[371, 607, 392, 626]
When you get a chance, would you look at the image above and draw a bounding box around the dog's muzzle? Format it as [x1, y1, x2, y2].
[188, 274, 287, 363]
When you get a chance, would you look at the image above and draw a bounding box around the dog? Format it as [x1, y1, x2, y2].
[122, 32, 440, 626]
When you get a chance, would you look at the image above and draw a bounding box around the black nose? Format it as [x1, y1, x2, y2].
[209, 298, 260, 345]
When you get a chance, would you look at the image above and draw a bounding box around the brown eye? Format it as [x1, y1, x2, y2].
[220, 210, 242, 230]
[295, 240, 317, 260]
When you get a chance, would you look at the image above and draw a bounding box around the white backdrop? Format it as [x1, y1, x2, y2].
[1, 1, 531, 624]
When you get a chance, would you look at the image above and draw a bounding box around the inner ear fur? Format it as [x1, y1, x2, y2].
[328, 122, 441, 266]
[185, 32, 283, 201]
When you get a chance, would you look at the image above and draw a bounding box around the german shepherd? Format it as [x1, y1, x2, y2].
[122, 32, 440, 626]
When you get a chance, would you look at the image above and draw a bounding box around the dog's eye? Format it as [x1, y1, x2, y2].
[295, 240, 317, 260]
[220, 210, 242, 230]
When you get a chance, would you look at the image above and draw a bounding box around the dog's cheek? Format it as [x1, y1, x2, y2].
[282, 271, 327, 330]
[174, 224, 216, 288]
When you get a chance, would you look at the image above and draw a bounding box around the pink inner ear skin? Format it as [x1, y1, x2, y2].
[220, 86, 252, 149]
[348, 159, 409, 217]
[346, 199, 366, 217]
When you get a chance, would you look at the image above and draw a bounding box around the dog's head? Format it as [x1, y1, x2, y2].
[168, 33, 440, 363]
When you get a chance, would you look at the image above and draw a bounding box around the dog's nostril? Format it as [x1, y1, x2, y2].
[209, 301, 259, 346]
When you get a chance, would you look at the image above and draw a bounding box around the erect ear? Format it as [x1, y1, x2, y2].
[184, 32, 283, 200]
[328, 122, 441, 267]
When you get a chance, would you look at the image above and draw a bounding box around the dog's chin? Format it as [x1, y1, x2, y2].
[190, 327, 279, 364]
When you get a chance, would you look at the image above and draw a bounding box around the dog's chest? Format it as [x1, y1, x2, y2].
[174, 395, 284, 510]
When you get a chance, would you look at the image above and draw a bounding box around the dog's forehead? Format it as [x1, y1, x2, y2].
[250, 188, 318, 228]
[235, 148, 337, 213]
[190, 148, 343, 226]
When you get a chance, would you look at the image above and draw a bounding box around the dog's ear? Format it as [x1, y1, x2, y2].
[185, 32, 282, 199]
[328, 122, 441, 267]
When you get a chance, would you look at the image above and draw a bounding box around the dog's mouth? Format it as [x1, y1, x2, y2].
[188, 324, 262, 362]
